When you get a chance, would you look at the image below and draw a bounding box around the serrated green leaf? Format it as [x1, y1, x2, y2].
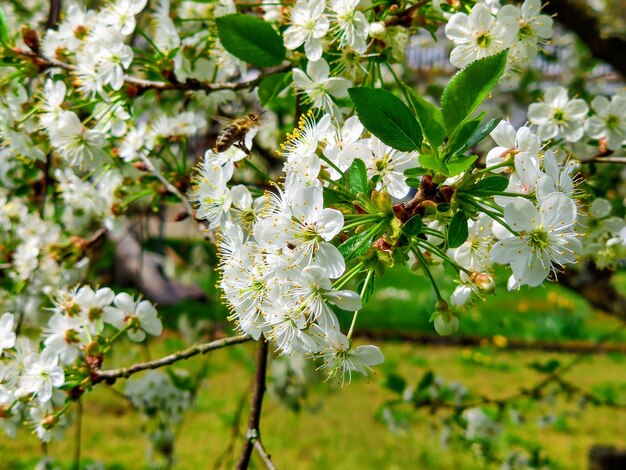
[470, 175, 509, 193]
[347, 158, 368, 195]
[216, 14, 285, 67]
[465, 117, 501, 150]
[402, 215, 423, 236]
[419, 153, 448, 175]
[448, 212, 469, 248]
[445, 154, 478, 177]
[446, 117, 481, 159]
[0, 8, 9, 48]
[258, 72, 291, 105]
[338, 232, 372, 261]
[403, 84, 446, 148]
[440, 50, 508, 134]
[349, 87, 422, 152]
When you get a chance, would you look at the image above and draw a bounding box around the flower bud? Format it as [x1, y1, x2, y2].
[42, 414, 58, 430]
[471, 272, 495, 295]
[369, 21, 386, 40]
[590, 198, 611, 219]
[432, 301, 459, 336]
[434, 313, 459, 336]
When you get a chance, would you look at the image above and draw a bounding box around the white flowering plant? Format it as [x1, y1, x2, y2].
[0, 0, 625, 467]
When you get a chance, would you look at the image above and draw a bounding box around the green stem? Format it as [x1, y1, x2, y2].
[342, 217, 382, 232]
[242, 158, 271, 181]
[474, 161, 513, 174]
[411, 247, 443, 302]
[347, 267, 374, 339]
[136, 29, 164, 57]
[319, 174, 355, 199]
[385, 61, 409, 103]
[319, 153, 345, 178]
[460, 197, 518, 235]
[415, 238, 472, 275]
[103, 324, 132, 354]
[120, 189, 152, 209]
[333, 261, 367, 290]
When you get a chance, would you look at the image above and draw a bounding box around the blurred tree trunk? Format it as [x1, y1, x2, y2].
[544, 0, 626, 77]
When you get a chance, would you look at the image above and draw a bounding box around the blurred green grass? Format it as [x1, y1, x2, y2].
[2, 340, 625, 469]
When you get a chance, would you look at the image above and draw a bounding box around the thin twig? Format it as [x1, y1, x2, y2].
[591, 156, 626, 164]
[138, 153, 196, 218]
[236, 340, 270, 470]
[253, 439, 277, 470]
[12, 48, 291, 93]
[73, 400, 82, 470]
[93, 335, 251, 383]
[213, 388, 251, 470]
[399, 324, 626, 413]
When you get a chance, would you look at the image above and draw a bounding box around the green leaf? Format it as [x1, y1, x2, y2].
[446, 117, 481, 159]
[349, 87, 422, 152]
[215, 14, 286, 67]
[440, 50, 508, 134]
[323, 186, 351, 204]
[448, 212, 469, 248]
[404, 167, 430, 177]
[384, 374, 407, 394]
[528, 359, 561, 374]
[0, 8, 9, 48]
[338, 232, 372, 261]
[416, 370, 435, 393]
[470, 175, 509, 193]
[403, 84, 446, 148]
[447, 117, 501, 163]
[405, 177, 421, 188]
[347, 158, 368, 195]
[464, 117, 501, 150]
[419, 153, 448, 175]
[258, 72, 291, 105]
[445, 154, 478, 177]
[402, 215, 423, 236]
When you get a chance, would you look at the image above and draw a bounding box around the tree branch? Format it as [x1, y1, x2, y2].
[45, 0, 62, 30]
[92, 334, 251, 383]
[12, 48, 291, 94]
[253, 439, 277, 470]
[236, 340, 270, 470]
[544, 0, 626, 77]
[138, 153, 196, 218]
[591, 156, 626, 165]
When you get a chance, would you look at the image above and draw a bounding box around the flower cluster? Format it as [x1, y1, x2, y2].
[190, 101, 589, 375]
[0, 286, 161, 441]
[529, 86, 626, 149]
[445, 0, 553, 71]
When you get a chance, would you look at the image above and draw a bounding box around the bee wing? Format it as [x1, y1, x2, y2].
[212, 114, 236, 126]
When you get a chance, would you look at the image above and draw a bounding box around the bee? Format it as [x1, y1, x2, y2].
[214, 111, 265, 155]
